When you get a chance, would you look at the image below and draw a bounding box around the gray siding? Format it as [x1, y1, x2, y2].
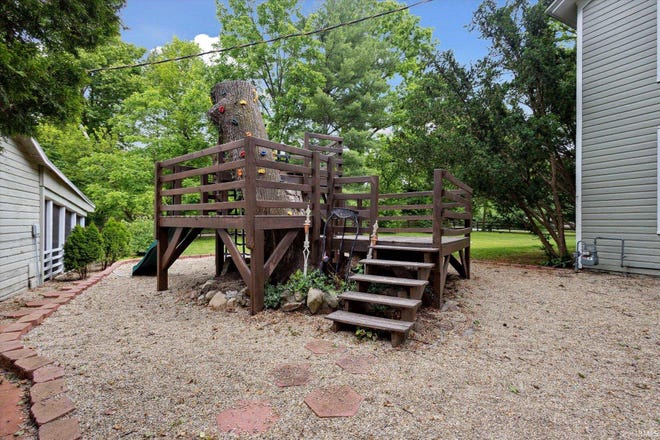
[0, 137, 41, 299]
[581, 0, 660, 274]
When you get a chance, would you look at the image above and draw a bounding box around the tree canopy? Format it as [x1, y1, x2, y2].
[0, 0, 125, 135]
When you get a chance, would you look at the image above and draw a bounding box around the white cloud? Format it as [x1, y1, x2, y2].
[193, 33, 220, 65]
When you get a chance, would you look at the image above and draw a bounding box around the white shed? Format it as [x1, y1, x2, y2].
[0, 136, 95, 300]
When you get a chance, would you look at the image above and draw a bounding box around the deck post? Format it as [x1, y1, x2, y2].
[155, 161, 168, 290]
[243, 136, 257, 249]
[432, 169, 445, 307]
[250, 228, 265, 314]
[311, 150, 321, 265]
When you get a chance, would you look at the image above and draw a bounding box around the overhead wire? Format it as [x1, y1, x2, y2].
[87, 0, 434, 73]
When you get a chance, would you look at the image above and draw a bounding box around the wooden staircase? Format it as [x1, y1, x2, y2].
[325, 244, 439, 346]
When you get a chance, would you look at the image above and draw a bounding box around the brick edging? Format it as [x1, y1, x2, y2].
[0, 259, 130, 440]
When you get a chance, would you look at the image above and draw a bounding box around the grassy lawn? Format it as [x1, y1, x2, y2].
[470, 231, 576, 265]
[182, 231, 576, 266]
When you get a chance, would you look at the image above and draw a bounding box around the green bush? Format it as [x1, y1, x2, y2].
[63, 224, 103, 279]
[125, 218, 154, 255]
[101, 218, 130, 268]
[264, 269, 353, 310]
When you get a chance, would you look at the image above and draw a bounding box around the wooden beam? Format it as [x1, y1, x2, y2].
[162, 227, 184, 269]
[264, 230, 299, 278]
[218, 229, 251, 284]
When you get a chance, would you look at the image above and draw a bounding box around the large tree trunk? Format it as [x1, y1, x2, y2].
[208, 80, 303, 283]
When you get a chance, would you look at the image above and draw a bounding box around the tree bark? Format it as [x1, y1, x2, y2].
[208, 80, 303, 282]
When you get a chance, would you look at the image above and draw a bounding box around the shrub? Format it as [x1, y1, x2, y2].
[263, 269, 352, 310]
[125, 218, 154, 255]
[64, 224, 103, 279]
[101, 218, 130, 268]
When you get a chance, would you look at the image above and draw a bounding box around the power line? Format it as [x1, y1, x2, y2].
[88, 0, 434, 73]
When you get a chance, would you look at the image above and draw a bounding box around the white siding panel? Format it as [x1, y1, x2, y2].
[0, 137, 41, 299]
[581, 0, 660, 272]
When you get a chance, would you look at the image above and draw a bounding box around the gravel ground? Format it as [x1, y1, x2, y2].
[21, 258, 660, 439]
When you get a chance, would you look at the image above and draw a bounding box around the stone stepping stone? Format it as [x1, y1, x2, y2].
[216, 400, 279, 435]
[271, 363, 311, 387]
[335, 353, 376, 374]
[304, 385, 363, 418]
[304, 338, 345, 355]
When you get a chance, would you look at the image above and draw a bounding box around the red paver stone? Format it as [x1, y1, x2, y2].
[304, 385, 363, 418]
[32, 365, 65, 383]
[0, 332, 22, 342]
[0, 340, 23, 353]
[3, 321, 33, 336]
[15, 356, 53, 378]
[271, 363, 311, 387]
[304, 338, 345, 355]
[53, 297, 71, 305]
[38, 417, 81, 440]
[58, 293, 77, 299]
[2, 309, 35, 318]
[38, 304, 60, 311]
[30, 379, 68, 404]
[31, 396, 75, 425]
[216, 400, 279, 435]
[25, 300, 56, 308]
[41, 292, 62, 298]
[335, 353, 377, 374]
[17, 310, 50, 325]
[1, 347, 37, 363]
[0, 373, 25, 437]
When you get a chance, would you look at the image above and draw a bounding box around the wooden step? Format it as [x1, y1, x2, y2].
[372, 244, 439, 253]
[326, 310, 413, 347]
[359, 259, 435, 269]
[349, 274, 428, 288]
[339, 291, 421, 309]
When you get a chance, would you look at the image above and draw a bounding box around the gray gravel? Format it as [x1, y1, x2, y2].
[25, 258, 659, 439]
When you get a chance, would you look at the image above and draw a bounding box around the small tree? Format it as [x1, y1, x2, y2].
[63, 224, 104, 279]
[101, 218, 130, 268]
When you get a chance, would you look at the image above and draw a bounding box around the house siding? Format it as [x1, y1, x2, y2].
[581, 0, 660, 274]
[0, 137, 41, 299]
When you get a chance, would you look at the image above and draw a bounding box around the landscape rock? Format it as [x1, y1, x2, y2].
[225, 290, 238, 300]
[209, 294, 228, 311]
[200, 280, 220, 296]
[323, 291, 338, 309]
[226, 298, 237, 312]
[281, 302, 304, 312]
[294, 291, 305, 302]
[205, 290, 219, 301]
[441, 300, 460, 312]
[306, 288, 324, 314]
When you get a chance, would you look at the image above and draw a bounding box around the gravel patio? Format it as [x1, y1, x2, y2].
[11, 257, 660, 439]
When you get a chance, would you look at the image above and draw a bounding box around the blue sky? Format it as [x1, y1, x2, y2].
[119, 0, 500, 65]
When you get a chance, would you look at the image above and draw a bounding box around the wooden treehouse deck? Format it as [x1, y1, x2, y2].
[154, 133, 472, 345]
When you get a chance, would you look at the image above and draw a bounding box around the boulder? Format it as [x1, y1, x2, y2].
[209, 293, 228, 311]
[200, 279, 220, 295]
[306, 288, 324, 314]
[323, 291, 338, 309]
[281, 302, 304, 312]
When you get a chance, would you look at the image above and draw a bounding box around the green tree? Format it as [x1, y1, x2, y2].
[214, 0, 432, 149]
[101, 218, 131, 268]
[111, 38, 215, 160]
[79, 37, 146, 133]
[0, 0, 125, 135]
[386, 0, 576, 262]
